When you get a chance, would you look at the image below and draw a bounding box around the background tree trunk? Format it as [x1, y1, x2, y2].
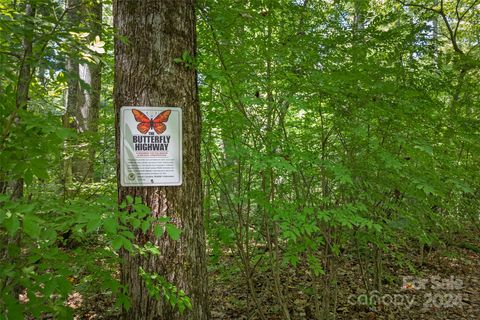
[74, 0, 102, 181]
[113, 1, 208, 319]
[62, 0, 80, 193]
[11, 1, 36, 200]
[63, 0, 102, 186]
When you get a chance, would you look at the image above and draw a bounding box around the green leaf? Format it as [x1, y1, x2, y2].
[123, 237, 133, 252]
[131, 218, 141, 229]
[5, 295, 23, 320]
[104, 217, 118, 234]
[44, 228, 57, 241]
[55, 127, 76, 139]
[166, 224, 181, 241]
[307, 254, 325, 276]
[23, 214, 40, 238]
[112, 236, 123, 251]
[326, 163, 353, 185]
[141, 220, 151, 233]
[414, 144, 433, 156]
[120, 230, 135, 239]
[5, 214, 20, 235]
[57, 276, 73, 295]
[24, 169, 34, 185]
[153, 224, 164, 238]
[86, 217, 102, 233]
[144, 243, 160, 255]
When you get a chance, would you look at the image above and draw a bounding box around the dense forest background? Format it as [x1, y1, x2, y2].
[0, 0, 479, 319]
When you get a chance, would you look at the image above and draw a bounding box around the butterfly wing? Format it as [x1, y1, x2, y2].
[132, 109, 152, 134]
[153, 123, 166, 135]
[132, 109, 150, 123]
[152, 110, 171, 123]
[137, 122, 151, 134]
[152, 110, 171, 134]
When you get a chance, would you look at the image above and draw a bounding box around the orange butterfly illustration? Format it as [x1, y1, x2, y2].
[132, 109, 171, 134]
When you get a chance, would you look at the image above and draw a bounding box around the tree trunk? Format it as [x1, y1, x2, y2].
[63, 0, 102, 184]
[74, 0, 102, 181]
[62, 0, 80, 193]
[113, 1, 208, 319]
[11, 1, 36, 200]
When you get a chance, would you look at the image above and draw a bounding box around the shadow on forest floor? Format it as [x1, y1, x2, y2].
[209, 238, 480, 320]
[72, 236, 480, 319]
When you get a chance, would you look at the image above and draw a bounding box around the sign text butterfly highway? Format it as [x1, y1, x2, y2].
[120, 106, 182, 186]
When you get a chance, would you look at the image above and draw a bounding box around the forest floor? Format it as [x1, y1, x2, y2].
[208, 237, 480, 320]
[74, 236, 480, 320]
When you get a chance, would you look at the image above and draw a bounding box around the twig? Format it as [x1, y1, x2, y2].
[396, 0, 464, 54]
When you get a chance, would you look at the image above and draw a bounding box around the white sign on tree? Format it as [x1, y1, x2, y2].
[120, 106, 182, 186]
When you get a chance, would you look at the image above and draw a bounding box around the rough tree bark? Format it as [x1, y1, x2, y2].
[113, 1, 208, 319]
